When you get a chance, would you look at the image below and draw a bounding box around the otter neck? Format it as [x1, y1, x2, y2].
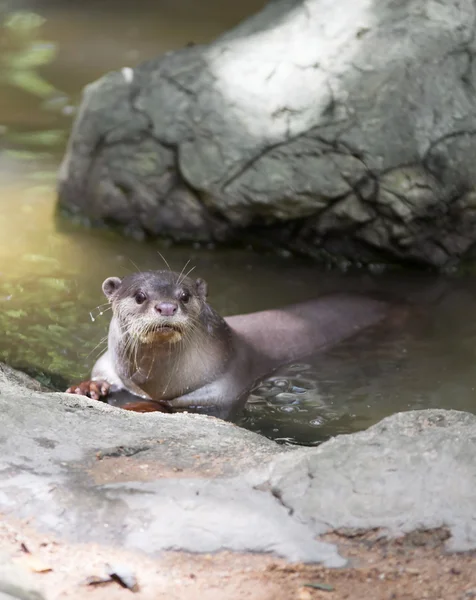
[110, 304, 233, 400]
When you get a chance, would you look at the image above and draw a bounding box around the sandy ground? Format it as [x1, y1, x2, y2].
[1, 516, 475, 600]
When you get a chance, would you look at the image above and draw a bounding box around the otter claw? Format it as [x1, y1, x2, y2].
[65, 380, 111, 401]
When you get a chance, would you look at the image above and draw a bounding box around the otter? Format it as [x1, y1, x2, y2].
[66, 270, 393, 418]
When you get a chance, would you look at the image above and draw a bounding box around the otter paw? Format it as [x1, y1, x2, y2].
[65, 380, 111, 401]
[121, 400, 172, 414]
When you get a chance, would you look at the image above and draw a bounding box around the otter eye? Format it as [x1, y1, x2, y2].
[179, 290, 190, 303]
[134, 291, 147, 305]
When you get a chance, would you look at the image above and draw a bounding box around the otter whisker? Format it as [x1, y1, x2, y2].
[127, 257, 142, 273]
[161, 321, 187, 395]
[121, 319, 143, 368]
[179, 265, 196, 285]
[86, 335, 109, 360]
[176, 259, 191, 286]
[157, 250, 172, 272]
[92, 302, 111, 311]
[162, 337, 181, 395]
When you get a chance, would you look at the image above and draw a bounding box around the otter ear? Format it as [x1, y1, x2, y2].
[102, 277, 122, 299]
[195, 278, 208, 300]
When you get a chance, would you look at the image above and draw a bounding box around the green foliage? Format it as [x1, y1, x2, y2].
[1, 10, 59, 98]
[4, 149, 50, 160]
[5, 67, 57, 98]
[7, 129, 65, 147]
[0, 275, 107, 382]
[6, 41, 55, 70]
[4, 11, 46, 33]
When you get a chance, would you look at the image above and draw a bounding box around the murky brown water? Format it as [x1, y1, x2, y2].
[1, 1, 476, 446]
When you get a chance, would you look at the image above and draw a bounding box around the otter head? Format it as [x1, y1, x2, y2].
[102, 270, 208, 345]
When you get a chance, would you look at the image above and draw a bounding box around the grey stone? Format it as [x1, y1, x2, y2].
[263, 409, 476, 552]
[0, 364, 343, 567]
[58, 0, 476, 268]
[2, 362, 476, 568]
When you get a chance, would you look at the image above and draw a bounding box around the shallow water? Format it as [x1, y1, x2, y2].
[1, 1, 476, 446]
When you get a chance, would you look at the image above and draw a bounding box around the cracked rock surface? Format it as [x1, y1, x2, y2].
[58, 0, 476, 268]
[262, 409, 476, 553]
[2, 363, 476, 573]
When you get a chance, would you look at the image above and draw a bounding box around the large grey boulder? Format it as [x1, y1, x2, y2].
[58, 0, 476, 268]
[262, 409, 476, 552]
[0, 364, 343, 567]
[2, 363, 476, 573]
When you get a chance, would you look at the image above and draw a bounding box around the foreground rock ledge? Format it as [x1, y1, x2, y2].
[1, 364, 476, 571]
[58, 0, 476, 268]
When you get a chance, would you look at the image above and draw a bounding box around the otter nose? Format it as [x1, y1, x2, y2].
[155, 302, 178, 317]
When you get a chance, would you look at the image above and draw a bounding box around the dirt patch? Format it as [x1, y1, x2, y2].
[1, 515, 475, 600]
[89, 450, 240, 482]
[85, 439, 269, 483]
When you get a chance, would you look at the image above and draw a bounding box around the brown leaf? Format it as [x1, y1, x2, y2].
[84, 575, 113, 587]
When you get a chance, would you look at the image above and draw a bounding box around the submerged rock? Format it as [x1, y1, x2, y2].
[58, 0, 476, 268]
